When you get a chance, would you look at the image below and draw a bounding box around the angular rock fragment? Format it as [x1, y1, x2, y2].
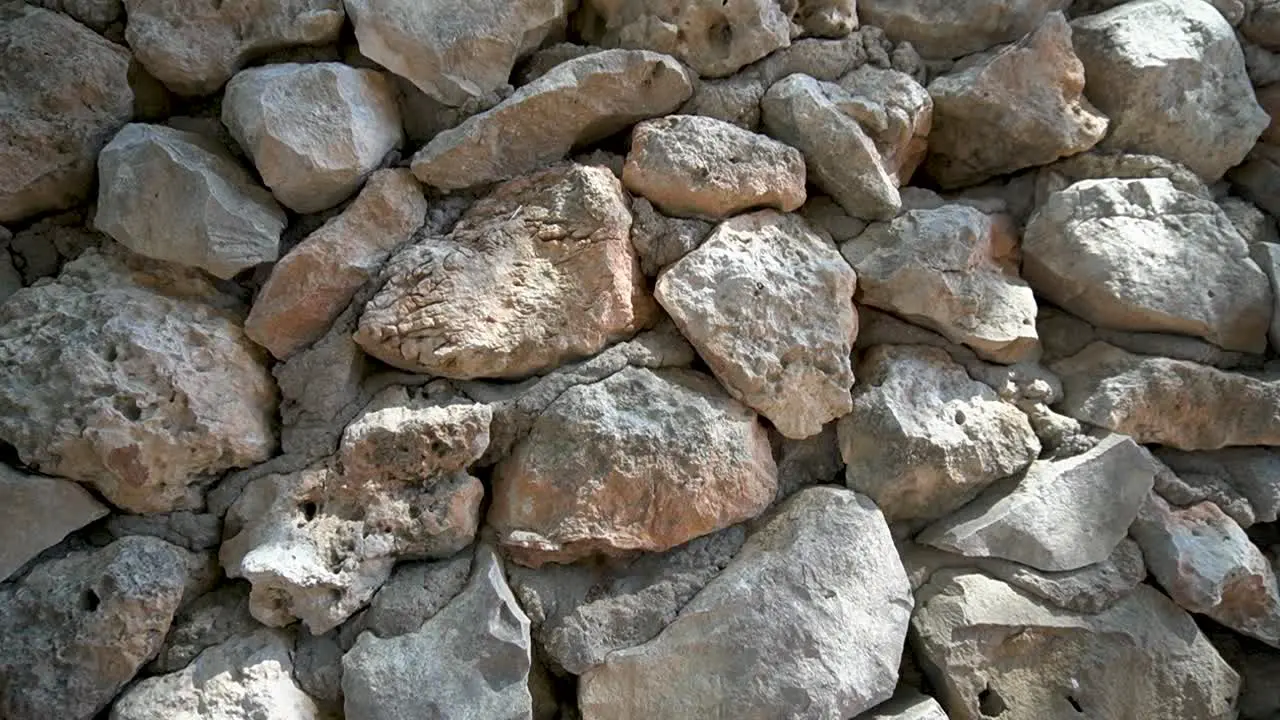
[246, 169, 426, 360]
[358, 164, 654, 379]
[856, 689, 948, 720]
[1252, 241, 1280, 350]
[1024, 178, 1272, 353]
[0, 465, 108, 581]
[96, 124, 286, 280]
[838, 345, 1040, 523]
[1157, 447, 1280, 526]
[123, 0, 344, 96]
[579, 487, 912, 720]
[925, 12, 1108, 188]
[628, 197, 714, 275]
[490, 366, 776, 566]
[1052, 342, 1280, 449]
[0, 536, 191, 720]
[913, 571, 1240, 720]
[148, 584, 260, 674]
[1072, 0, 1269, 180]
[859, 0, 1070, 59]
[343, 545, 533, 720]
[655, 211, 856, 438]
[0, 5, 133, 223]
[356, 552, 472, 639]
[0, 249, 277, 514]
[346, 0, 571, 106]
[222, 62, 403, 213]
[918, 434, 1156, 571]
[1209, 630, 1280, 720]
[762, 73, 901, 220]
[622, 115, 806, 219]
[835, 65, 933, 185]
[841, 204, 1040, 362]
[412, 50, 693, 190]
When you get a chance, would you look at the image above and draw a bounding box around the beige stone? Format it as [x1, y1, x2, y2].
[0, 465, 108, 581]
[859, 0, 1071, 59]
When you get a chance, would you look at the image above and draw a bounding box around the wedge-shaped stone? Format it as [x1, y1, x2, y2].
[0, 466, 107, 582]
[835, 65, 933, 186]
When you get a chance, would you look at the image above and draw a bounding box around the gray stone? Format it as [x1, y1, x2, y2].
[773, 422, 844, 500]
[1157, 447, 1280, 526]
[1208, 630, 1280, 720]
[1245, 0, 1280, 49]
[1232, 144, 1280, 218]
[149, 584, 260, 674]
[628, 197, 714, 275]
[0, 465, 108, 581]
[859, 0, 1071, 59]
[106, 512, 223, 552]
[855, 689, 948, 720]
[357, 552, 473, 639]
[1253, 242, 1280, 351]
[799, 194, 869, 243]
[29, 0, 123, 31]
[835, 65, 933, 186]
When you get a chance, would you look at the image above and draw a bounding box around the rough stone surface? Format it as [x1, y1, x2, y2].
[0, 248, 277, 514]
[0, 5, 133, 224]
[123, 0, 344, 96]
[1072, 0, 1269, 180]
[345, 0, 571, 106]
[925, 12, 1108, 188]
[222, 62, 403, 213]
[856, 689, 948, 720]
[842, 205, 1040, 363]
[356, 552, 472, 639]
[96, 123, 286, 280]
[0, 537, 191, 720]
[148, 584, 260, 674]
[1052, 342, 1280, 449]
[1024, 178, 1273, 353]
[838, 345, 1040, 523]
[835, 65, 933, 186]
[578, 487, 912, 720]
[1253, 241, 1280, 350]
[628, 197, 714, 275]
[412, 50, 693, 190]
[655, 211, 857, 439]
[622, 115, 806, 219]
[0, 464, 108, 581]
[342, 545, 533, 720]
[1209, 630, 1280, 720]
[490, 366, 777, 566]
[1156, 447, 1280, 526]
[859, 0, 1071, 59]
[913, 571, 1240, 720]
[246, 168, 426, 360]
[357, 163, 654, 379]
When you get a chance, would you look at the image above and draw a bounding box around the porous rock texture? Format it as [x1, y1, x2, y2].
[7, 1, 1280, 718]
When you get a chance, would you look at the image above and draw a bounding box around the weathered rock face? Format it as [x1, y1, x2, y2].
[148, 585, 260, 674]
[842, 205, 1040, 363]
[578, 487, 912, 720]
[0, 465, 108, 581]
[0, 5, 133, 224]
[622, 115, 806, 219]
[913, 571, 1240, 720]
[246, 168, 426, 360]
[1052, 342, 1280, 450]
[655, 211, 857, 439]
[412, 50, 694, 190]
[346, 0, 571, 106]
[355, 552, 472, 639]
[357, 164, 654, 379]
[838, 345, 1040, 523]
[343, 545, 534, 720]
[859, 0, 1070, 59]
[0, 537, 191, 720]
[96, 123, 286, 280]
[1072, 0, 1269, 180]
[1024, 178, 1273, 353]
[123, 0, 344, 96]
[925, 12, 1108, 188]
[835, 65, 933, 185]
[0, 249, 277, 514]
[490, 366, 777, 566]
[1156, 447, 1280, 527]
[221, 63, 402, 213]
[628, 197, 715, 275]
[857, 690, 949, 720]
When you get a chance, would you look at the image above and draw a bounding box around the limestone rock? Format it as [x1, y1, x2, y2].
[925, 12, 1108, 188]
[0, 536, 191, 720]
[357, 163, 654, 379]
[1052, 342, 1280, 449]
[1036, 149, 1212, 204]
[222, 63, 402, 213]
[913, 571, 1240, 720]
[490, 366, 776, 566]
[342, 545, 533, 720]
[576, 0, 793, 77]
[96, 123, 286, 280]
[842, 205, 1040, 363]
[1232, 145, 1280, 218]
[346, 0, 571, 106]
[0, 465, 108, 581]
[356, 553, 472, 639]
[773, 422, 844, 500]
[628, 197, 714, 275]
[0, 249, 277, 514]
[1132, 493, 1280, 648]
[1252, 241, 1280, 350]
[796, 0, 858, 38]
[111, 628, 320, 720]
[1072, 0, 1269, 180]
[1156, 447, 1280, 526]
[859, 0, 1071, 59]
[0, 6, 133, 223]
[28, 0, 123, 31]
[1024, 178, 1272, 353]
[838, 345, 1040, 523]
[246, 169, 426, 360]
[918, 435, 1156, 571]
[149, 585, 260, 674]
[835, 65, 933, 185]
[578, 487, 912, 720]
[123, 0, 344, 96]
[622, 115, 806, 219]
[655, 211, 856, 438]
[856, 690, 948, 720]
[412, 50, 693, 190]
[221, 401, 490, 633]
[761, 73, 901, 220]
